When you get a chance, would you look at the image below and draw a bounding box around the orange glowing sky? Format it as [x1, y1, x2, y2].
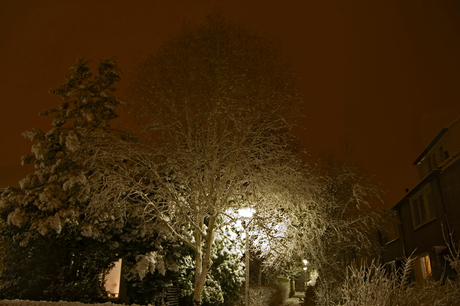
[1, 1, 460, 208]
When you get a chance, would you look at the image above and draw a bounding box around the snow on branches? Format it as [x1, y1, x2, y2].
[84, 14, 306, 305]
[0, 57, 128, 301]
[1, 57, 126, 241]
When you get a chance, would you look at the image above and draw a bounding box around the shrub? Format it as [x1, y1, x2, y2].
[322, 250, 460, 306]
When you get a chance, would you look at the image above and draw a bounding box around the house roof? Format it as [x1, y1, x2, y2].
[413, 116, 460, 165]
[393, 149, 460, 210]
[391, 168, 441, 210]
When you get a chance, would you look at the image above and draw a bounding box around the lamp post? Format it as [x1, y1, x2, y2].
[303, 259, 308, 291]
[238, 208, 254, 306]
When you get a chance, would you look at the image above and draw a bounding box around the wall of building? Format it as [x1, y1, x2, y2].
[438, 158, 460, 243]
[416, 118, 460, 180]
[384, 118, 460, 283]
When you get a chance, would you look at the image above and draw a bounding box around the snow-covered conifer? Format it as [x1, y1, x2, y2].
[0, 57, 127, 301]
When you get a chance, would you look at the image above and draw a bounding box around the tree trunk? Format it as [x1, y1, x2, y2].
[192, 216, 216, 306]
[193, 218, 204, 306]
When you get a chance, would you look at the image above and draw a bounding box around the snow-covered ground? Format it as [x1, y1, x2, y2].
[0, 300, 302, 306]
[0, 301, 132, 306]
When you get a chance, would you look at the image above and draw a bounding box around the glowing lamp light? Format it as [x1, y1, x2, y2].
[238, 207, 254, 219]
[303, 259, 308, 266]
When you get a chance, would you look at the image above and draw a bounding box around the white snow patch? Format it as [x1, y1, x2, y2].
[307, 269, 319, 287]
[81, 223, 93, 237]
[7, 209, 27, 227]
[63, 174, 87, 191]
[134, 252, 166, 280]
[0, 198, 9, 208]
[65, 132, 80, 152]
[31, 143, 47, 160]
[49, 214, 62, 234]
[0, 300, 142, 306]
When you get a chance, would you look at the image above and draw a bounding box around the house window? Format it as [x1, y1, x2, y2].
[104, 258, 122, 298]
[414, 254, 432, 284]
[410, 183, 436, 229]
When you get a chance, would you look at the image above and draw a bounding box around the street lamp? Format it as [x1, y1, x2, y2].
[238, 208, 254, 306]
[303, 259, 308, 290]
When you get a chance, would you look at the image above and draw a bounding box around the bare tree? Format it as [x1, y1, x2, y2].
[265, 150, 388, 305]
[311, 156, 386, 305]
[84, 15, 306, 305]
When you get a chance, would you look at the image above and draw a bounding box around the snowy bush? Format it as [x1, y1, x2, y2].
[229, 286, 276, 306]
[177, 225, 245, 305]
[320, 253, 460, 306]
[248, 286, 277, 306]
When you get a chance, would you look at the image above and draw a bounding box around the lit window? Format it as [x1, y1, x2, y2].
[414, 254, 432, 284]
[104, 258, 122, 298]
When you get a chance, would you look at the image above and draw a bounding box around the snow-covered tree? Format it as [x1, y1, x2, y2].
[0, 57, 128, 301]
[83, 14, 306, 306]
[121, 223, 244, 306]
[264, 152, 387, 306]
[311, 157, 386, 305]
[177, 223, 245, 305]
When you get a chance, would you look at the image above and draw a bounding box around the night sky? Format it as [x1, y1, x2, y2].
[1, 1, 460, 208]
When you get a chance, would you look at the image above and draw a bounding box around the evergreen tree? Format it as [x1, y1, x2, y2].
[176, 224, 245, 306]
[0, 57, 126, 301]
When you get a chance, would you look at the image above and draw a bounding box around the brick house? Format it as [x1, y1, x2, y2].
[382, 117, 460, 283]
